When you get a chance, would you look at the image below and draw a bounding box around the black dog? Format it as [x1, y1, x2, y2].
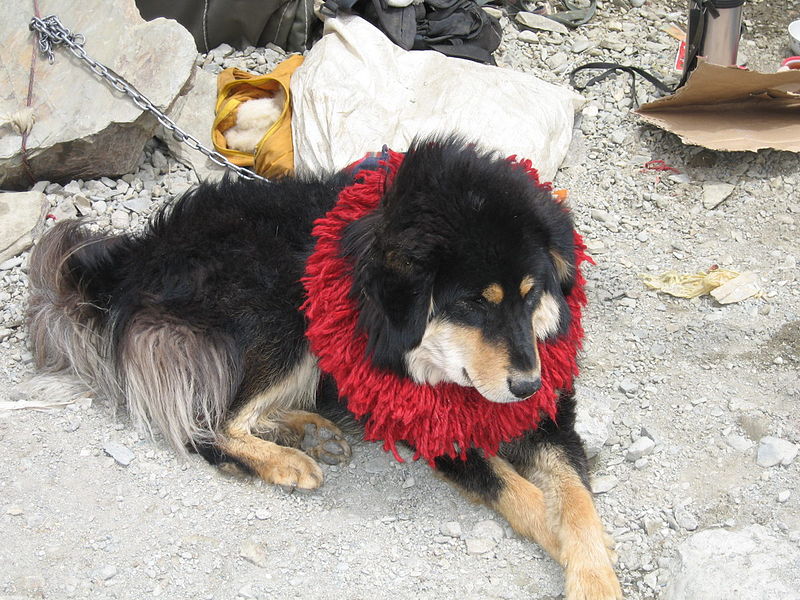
[27, 138, 621, 599]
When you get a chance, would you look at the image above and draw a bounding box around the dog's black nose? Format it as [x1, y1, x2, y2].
[507, 376, 541, 398]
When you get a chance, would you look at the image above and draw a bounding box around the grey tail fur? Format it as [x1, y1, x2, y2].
[26, 220, 239, 455]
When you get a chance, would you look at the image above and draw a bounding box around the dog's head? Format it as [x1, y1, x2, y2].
[342, 138, 576, 404]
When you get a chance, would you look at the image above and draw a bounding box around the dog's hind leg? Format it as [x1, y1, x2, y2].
[211, 352, 349, 489]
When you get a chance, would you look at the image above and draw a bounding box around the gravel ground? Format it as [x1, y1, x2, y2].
[2, 1, 799, 599]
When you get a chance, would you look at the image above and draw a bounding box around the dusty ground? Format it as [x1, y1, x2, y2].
[2, 1, 799, 599]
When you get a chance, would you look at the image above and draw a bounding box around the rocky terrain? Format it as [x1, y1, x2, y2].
[1, 0, 799, 599]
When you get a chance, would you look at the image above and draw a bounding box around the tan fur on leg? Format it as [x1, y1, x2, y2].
[218, 430, 323, 489]
[523, 447, 622, 600]
[487, 456, 561, 559]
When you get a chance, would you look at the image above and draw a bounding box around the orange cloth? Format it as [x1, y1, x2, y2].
[212, 54, 304, 179]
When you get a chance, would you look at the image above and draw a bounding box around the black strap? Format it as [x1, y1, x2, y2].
[569, 62, 674, 106]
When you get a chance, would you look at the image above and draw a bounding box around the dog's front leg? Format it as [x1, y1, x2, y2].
[436, 447, 622, 600]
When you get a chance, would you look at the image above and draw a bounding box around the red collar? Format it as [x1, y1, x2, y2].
[302, 150, 589, 464]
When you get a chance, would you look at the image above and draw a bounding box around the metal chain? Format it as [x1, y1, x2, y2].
[29, 14, 270, 183]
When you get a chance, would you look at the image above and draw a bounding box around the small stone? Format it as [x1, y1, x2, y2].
[103, 441, 135, 466]
[626, 437, 656, 461]
[7, 505, 23, 516]
[619, 379, 639, 395]
[122, 197, 151, 214]
[472, 520, 504, 541]
[630, 0, 645, 7]
[702, 183, 735, 210]
[95, 565, 118, 581]
[517, 30, 539, 44]
[778, 490, 791, 503]
[572, 39, 593, 53]
[757, 436, 798, 467]
[591, 475, 618, 494]
[110, 210, 130, 230]
[674, 505, 698, 531]
[63, 181, 82, 195]
[465, 537, 496, 555]
[402, 477, 416, 489]
[725, 434, 753, 452]
[583, 104, 600, 118]
[240, 540, 269, 567]
[151, 149, 168, 171]
[0, 257, 22, 270]
[515, 12, 570, 35]
[254, 508, 269, 520]
[440, 521, 462, 538]
[636, 230, 650, 242]
[92, 200, 108, 215]
[610, 130, 626, 145]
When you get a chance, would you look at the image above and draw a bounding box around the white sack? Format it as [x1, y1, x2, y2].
[291, 15, 583, 182]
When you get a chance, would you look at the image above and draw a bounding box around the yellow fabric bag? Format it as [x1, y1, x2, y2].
[212, 54, 304, 179]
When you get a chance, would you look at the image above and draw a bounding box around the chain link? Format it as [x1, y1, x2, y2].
[29, 15, 270, 183]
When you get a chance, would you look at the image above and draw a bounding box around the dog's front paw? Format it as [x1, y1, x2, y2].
[564, 563, 623, 600]
[257, 446, 324, 490]
[300, 422, 352, 465]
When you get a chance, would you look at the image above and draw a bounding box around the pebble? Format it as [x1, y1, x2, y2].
[626, 437, 656, 461]
[239, 540, 269, 568]
[254, 508, 269, 520]
[619, 379, 639, 395]
[93, 200, 108, 214]
[123, 197, 151, 214]
[778, 490, 791, 503]
[0, 257, 22, 270]
[756, 436, 798, 467]
[465, 537, 496, 555]
[517, 30, 539, 45]
[571, 39, 593, 53]
[440, 521, 462, 538]
[7, 505, 24, 516]
[103, 441, 135, 466]
[702, 183, 735, 210]
[471, 519, 504, 541]
[110, 209, 131, 229]
[673, 505, 698, 531]
[94, 565, 118, 581]
[591, 475, 618, 494]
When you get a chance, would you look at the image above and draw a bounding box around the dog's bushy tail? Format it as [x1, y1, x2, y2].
[27, 220, 238, 454]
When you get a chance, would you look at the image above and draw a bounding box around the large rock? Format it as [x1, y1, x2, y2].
[1, 1, 196, 189]
[155, 67, 225, 182]
[663, 526, 800, 600]
[0, 191, 47, 263]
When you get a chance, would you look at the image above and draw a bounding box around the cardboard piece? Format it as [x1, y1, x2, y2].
[636, 60, 800, 152]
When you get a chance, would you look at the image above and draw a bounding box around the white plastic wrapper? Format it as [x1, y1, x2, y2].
[291, 15, 583, 182]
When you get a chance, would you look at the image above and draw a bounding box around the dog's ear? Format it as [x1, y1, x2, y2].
[342, 212, 434, 374]
[549, 244, 576, 295]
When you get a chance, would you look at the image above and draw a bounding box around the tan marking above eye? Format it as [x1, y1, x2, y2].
[482, 283, 504, 305]
[520, 276, 535, 298]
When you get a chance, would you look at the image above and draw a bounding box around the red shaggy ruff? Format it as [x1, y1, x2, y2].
[302, 150, 589, 464]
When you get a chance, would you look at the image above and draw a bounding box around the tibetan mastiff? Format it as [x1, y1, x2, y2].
[27, 138, 621, 599]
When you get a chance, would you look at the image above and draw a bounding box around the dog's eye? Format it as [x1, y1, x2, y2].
[457, 296, 488, 310]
